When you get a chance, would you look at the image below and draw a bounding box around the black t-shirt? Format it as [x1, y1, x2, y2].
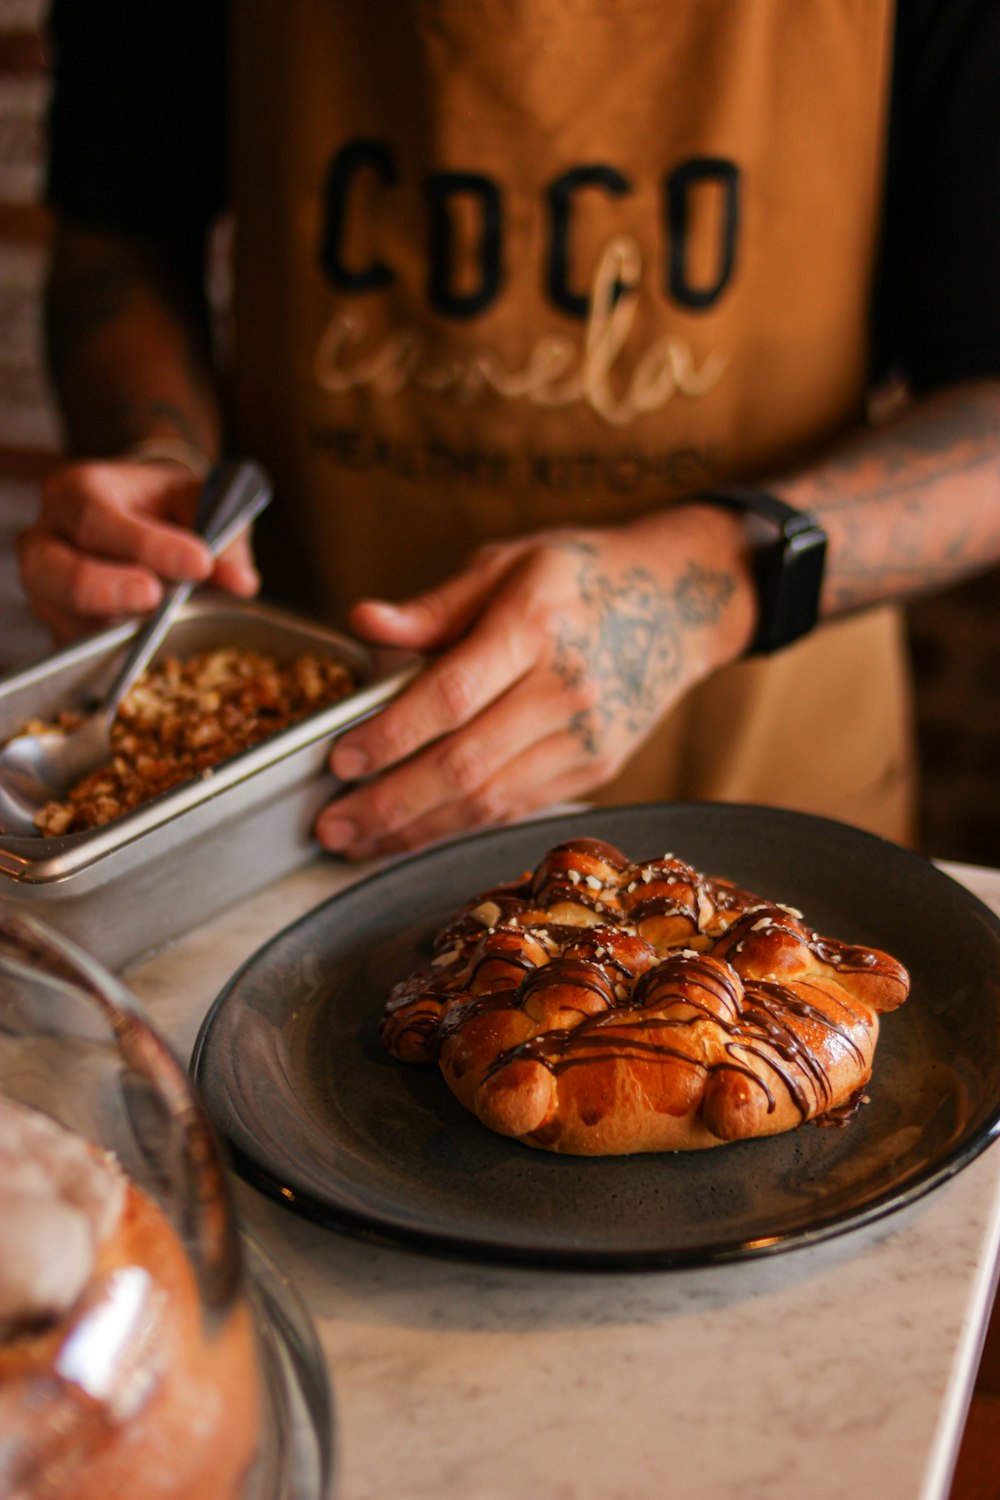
[45, 0, 1000, 395]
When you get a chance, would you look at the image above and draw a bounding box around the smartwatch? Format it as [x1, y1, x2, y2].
[691, 485, 828, 655]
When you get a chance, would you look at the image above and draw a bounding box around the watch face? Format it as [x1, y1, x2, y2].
[757, 521, 827, 654]
[692, 487, 827, 654]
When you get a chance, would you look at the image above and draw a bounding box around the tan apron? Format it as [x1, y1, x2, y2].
[230, 0, 915, 843]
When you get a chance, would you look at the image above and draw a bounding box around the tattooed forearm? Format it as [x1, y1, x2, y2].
[810, 391, 1000, 500]
[552, 554, 735, 756]
[44, 224, 220, 458]
[773, 381, 1000, 614]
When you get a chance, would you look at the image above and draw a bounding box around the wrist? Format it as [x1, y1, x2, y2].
[678, 500, 759, 662]
[686, 486, 828, 655]
[625, 502, 758, 670]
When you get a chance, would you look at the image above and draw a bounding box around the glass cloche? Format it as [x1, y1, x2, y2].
[0, 903, 333, 1500]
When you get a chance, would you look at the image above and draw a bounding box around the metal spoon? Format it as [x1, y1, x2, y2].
[0, 458, 272, 833]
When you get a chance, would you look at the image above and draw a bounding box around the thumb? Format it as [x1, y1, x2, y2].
[348, 547, 517, 649]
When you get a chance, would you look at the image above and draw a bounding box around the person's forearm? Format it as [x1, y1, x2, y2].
[44, 220, 222, 465]
[768, 379, 1000, 616]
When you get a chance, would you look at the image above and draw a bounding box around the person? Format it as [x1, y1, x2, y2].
[18, 0, 1000, 863]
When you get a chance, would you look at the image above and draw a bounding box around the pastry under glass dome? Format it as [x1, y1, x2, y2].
[0, 903, 333, 1500]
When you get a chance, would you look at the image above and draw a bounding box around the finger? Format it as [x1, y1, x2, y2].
[18, 530, 164, 619]
[320, 669, 602, 858]
[332, 557, 554, 782]
[208, 530, 261, 596]
[330, 612, 532, 784]
[321, 677, 562, 849]
[319, 727, 600, 861]
[41, 466, 212, 580]
[348, 540, 524, 650]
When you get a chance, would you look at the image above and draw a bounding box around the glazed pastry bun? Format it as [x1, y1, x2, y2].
[380, 838, 910, 1155]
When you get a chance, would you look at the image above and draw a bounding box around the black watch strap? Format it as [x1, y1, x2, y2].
[691, 485, 828, 655]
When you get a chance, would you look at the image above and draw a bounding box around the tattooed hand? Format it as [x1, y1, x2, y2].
[317, 504, 755, 859]
[18, 460, 260, 643]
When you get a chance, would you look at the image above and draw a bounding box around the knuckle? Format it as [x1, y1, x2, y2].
[363, 714, 415, 769]
[43, 462, 140, 542]
[558, 670, 601, 721]
[439, 736, 485, 796]
[361, 784, 405, 832]
[567, 709, 606, 766]
[54, 461, 100, 502]
[64, 567, 100, 616]
[527, 596, 562, 644]
[464, 783, 507, 827]
[571, 672, 603, 712]
[359, 786, 407, 834]
[407, 588, 448, 633]
[590, 744, 624, 781]
[362, 779, 424, 834]
[431, 663, 478, 724]
[72, 501, 108, 551]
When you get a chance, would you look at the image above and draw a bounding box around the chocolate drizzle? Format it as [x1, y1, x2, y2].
[482, 961, 870, 1125]
[380, 837, 909, 1150]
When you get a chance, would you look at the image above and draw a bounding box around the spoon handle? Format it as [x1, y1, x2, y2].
[99, 460, 273, 719]
[192, 458, 273, 556]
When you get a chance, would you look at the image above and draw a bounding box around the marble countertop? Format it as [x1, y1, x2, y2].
[123, 853, 1000, 1500]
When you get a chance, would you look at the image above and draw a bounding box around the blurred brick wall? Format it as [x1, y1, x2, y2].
[0, 0, 58, 477]
[0, 0, 56, 672]
[1, 0, 998, 864]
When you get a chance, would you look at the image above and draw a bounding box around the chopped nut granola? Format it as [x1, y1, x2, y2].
[19, 647, 356, 836]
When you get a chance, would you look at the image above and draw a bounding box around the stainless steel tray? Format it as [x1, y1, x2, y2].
[0, 594, 421, 969]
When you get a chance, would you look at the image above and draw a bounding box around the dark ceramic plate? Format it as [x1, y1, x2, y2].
[192, 804, 1000, 1269]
